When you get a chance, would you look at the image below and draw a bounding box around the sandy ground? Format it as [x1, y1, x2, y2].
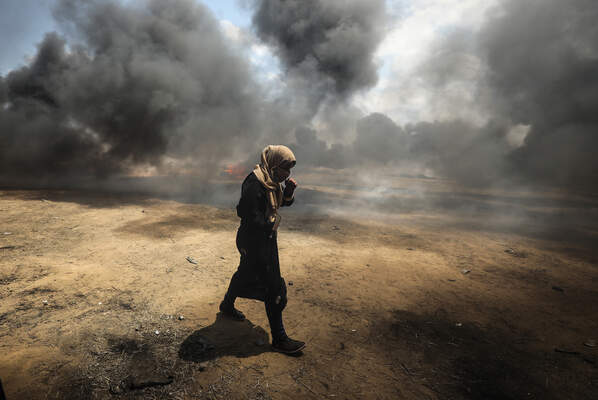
[1, 176, 597, 399]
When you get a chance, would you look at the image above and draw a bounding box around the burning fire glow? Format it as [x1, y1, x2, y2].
[223, 163, 247, 180]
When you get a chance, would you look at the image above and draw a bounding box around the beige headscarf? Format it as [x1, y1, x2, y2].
[253, 145, 296, 223]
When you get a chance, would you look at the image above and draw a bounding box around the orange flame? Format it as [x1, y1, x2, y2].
[223, 163, 247, 180]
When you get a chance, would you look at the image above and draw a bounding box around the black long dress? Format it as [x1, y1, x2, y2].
[224, 172, 293, 307]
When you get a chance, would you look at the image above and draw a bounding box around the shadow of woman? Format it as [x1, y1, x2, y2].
[179, 313, 271, 363]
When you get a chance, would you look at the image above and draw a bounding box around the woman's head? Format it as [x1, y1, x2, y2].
[261, 145, 296, 183]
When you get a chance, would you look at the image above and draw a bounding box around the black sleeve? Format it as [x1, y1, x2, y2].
[242, 180, 275, 232]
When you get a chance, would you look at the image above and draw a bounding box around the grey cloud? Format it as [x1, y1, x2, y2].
[0, 75, 6, 103]
[251, 0, 386, 107]
[353, 112, 407, 164]
[1, 0, 265, 182]
[480, 0, 598, 188]
[285, 113, 406, 171]
[4, 0, 596, 194]
[290, 126, 349, 168]
[407, 120, 513, 187]
[1, 0, 388, 186]
[397, 0, 598, 189]
[291, 113, 511, 190]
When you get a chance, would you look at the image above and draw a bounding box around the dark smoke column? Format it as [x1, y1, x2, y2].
[411, 0, 598, 189]
[252, 0, 386, 102]
[0, 0, 264, 185]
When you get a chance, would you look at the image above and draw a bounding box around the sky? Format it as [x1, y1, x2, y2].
[1, 0, 250, 74]
[0, 0, 496, 125]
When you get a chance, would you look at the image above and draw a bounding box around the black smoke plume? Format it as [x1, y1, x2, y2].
[251, 0, 386, 108]
[411, 0, 598, 190]
[484, 0, 598, 188]
[353, 113, 407, 165]
[290, 126, 349, 168]
[3, 0, 596, 194]
[1, 0, 264, 183]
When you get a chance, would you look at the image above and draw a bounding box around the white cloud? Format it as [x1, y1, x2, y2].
[357, 0, 498, 124]
[219, 19, 242, 43]
[506, 124, 530, 148]
[219, 18, 282, 85]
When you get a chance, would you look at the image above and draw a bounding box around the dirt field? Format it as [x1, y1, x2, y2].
[1, 174, 597, 399]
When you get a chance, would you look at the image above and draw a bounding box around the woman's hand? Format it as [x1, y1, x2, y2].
[284, 178, 297, 198]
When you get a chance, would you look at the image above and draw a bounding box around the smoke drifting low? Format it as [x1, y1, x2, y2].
[1, 0, 596, 194]
[0, 0, 389, 185]
[290, 115, 511, 188]
[487, 0, 598, 188]
[1, 0, 265, 182]
[289, 114, 406, 170]
[410, 0, 598, 190]
[293, 0, 598, 192]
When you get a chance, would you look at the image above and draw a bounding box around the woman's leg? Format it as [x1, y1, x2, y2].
[220, 230, 253, 320]
[221, 269, 242, 308]
[264, 278, 305, 353]
[220, 258, 249, 320]
[265, 296, 287, 342]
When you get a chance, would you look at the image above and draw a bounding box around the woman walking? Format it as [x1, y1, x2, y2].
[219, 145, 305, 354]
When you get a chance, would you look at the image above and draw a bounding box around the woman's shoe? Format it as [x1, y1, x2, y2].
[219, 301, 246, 321]
[272, 337, 305, 354]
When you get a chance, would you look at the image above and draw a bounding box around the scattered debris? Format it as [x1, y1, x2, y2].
[584, 340, 596, 348]
[552, 286, 564, 292]
[0, 275, 17, 285]
[288, 281, 294, 286]
[178, 315, 185, 320]
[0, 246, 16, 250]
[455, 322, 462, 327]
[554, 348, 580, 355]
[42, 300, 48, 305]
[98, 302, 102, 305]
[366, 264, 370, 267]
[400, 363, 413, 376]
[461, 269, 471, 275]
[407, 247, 414, 251]
[555, 348, 596, 365]
[220, 256, 225, 260]
[448, 279, 456, 282]
[294, 378, 320, 397]
[129, 375, 173, 391]
[41, 199, 50, 203]
[186, 256, 198, 265]
[3, 232, 11, 235]
[110, 374, 174, 394]
[155, 330, 160, 335]
[351, 329, 357, 332]
[504, 248, 526, 257]
[332, 225, 340, 231]
[198, 362, 209, 371]
[109, 384, 125, 395]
